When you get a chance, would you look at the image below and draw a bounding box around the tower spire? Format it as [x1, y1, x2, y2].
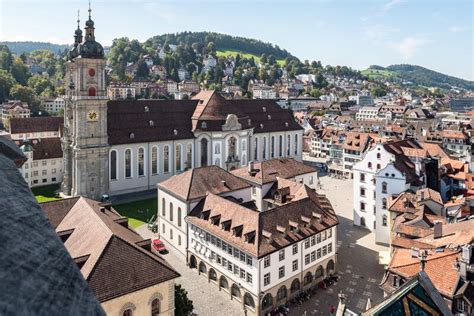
[88, 0, 91, 20]
[77, 9, 80, 28]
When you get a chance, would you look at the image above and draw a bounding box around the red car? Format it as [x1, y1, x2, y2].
[152, 239, 167, 254]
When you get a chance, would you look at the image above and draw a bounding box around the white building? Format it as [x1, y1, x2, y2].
[157, 165, 252, 258]
[105, 91, 303, 197]
[107, 83, 136, 100]
[40, 96, 66, 115]
[18, 138, 64, 188]
[184, 177, 338, 315]
[202, 55, 217, 73]
[355, 106, 381, 121]
[9, 116, 63, 141]
[352, 140, 429, 245]
[252, 85, 277, 99]
[1, 100, 30, 127]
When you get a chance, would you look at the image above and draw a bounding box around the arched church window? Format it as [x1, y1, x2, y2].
[262, 137, 267, 160]
[110, 150, 117, 180]
[151, 146, 158, 175]
[185, 144, 192, 170]
[294, 134, 298, 155]
[163, 146, 170, 173]
[200, 138, 208, 167]
[125, 149, 132, 178]
[228, 137, 237, 160]
[254, 137, 258, 161]
[287, 135, 291, 156]
[175, 144, 182, 172]
[271, 136, 275, 158]
[279, 135, 283, 157]
[138, 148, 145, 176]
[88, 86, 96, 96]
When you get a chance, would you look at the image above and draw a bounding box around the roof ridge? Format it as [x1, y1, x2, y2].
[185, 168, 196, 201]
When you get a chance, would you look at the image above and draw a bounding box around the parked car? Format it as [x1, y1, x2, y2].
[152, 239, 167, 254]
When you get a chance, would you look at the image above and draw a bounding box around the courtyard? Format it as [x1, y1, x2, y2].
[135, 175, 388, 315]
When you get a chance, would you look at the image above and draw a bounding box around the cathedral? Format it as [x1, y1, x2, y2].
[62, 8, 303, 200]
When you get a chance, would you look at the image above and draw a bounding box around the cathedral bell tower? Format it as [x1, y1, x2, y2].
[62, 4, 109, 199]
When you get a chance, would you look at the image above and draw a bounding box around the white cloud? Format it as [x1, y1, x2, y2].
[393, 36, 430, 60]
[363, 25, 399, 42]
[382, 0, 403, 12]
[449, 26, 465, 33]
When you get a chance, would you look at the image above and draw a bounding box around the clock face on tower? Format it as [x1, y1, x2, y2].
[88, 111, 98, 121]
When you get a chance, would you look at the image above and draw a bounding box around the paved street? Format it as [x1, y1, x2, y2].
[288, 176, 387, 315]
[136, 175, 388, 316]
[136, 225, 244, 316]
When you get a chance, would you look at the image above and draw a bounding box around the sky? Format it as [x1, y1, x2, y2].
[0, 0, 472, 80]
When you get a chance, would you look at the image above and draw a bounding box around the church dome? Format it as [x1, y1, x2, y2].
[85, 18, 94, 28]
[78, 39, 104, 59]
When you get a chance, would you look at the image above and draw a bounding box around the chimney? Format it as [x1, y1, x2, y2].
[248, 161, 254, 173]
[433, 221, 442, 239]
[419, 250, 428, 271]
[410, 247, 419, 258]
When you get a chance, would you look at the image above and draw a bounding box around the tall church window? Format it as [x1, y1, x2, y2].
[254, 137, 258, 161]
[271, 136, 275, 158]
[138, 148, 145, 176]
[175, 144, 182, 172]
[185, 144, 192, 170]
[169, 202, 174, 221]
[125, 149, 132, 178]
[88, 86, 96, 97]
[151, 146, 158, 175]
[151, 298, 160, 316]
[163, 146, 170, 173]
[228, 137, 237, 160]
[262, 137, 267, 160]
[110, 150, 117, 180]
[200, 138, 208, 167]
[178, 207, 182, 227]
[287, 135, 291, 156]
[294, 134, 298, 155]
[279, 135, 283, 157]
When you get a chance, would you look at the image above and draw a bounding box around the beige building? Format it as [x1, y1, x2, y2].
[41, 196, 180, 316]
[1, 100, 30, 128]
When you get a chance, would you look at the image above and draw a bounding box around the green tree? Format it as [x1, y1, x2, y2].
[0, 69, 16, 102]
[371, 86, 387, 97]
[0, 44, 13, 70]
[10, 84, 36, 105]
[11, 56, 30, 85]
[28, 75, 54, 96]
[310, 88, 321, 98]
[135, 59, 149, 78]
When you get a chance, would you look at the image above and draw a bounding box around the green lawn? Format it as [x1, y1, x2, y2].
[113, 198, 157, 229]
[361, 68, 394, 79]
[32, 184, 62, 203]
[216, 49, 285, 66]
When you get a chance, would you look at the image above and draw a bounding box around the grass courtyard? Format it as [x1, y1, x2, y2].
[32, 184, 62, 203]
[113, 198, 157, 229]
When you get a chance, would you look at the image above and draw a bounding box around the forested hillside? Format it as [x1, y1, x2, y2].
[363, 64, 474, 90]
[1, 41, 69, 55]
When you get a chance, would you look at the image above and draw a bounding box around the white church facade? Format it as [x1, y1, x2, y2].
[61, 15, 303, 199]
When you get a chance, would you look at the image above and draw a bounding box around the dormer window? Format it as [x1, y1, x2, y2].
[285, 122, 289, 127]
[173, 129, 178, 135]
[149, 120, 154, 126]
[248, 119, 251, 125]
[129, 133, 134, 139]
[260, 123, 264, 129]
[144, 106, 149, 112]
[201, 121, 207, 129]
[262, 107, 266, 112]
[267, 115, 271, 120]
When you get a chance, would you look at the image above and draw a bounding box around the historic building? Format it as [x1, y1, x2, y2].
[62, 11, 303, 199]
[41, 196, 180, 315]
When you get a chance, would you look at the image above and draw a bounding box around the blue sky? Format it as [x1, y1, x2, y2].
[0, 0, 472, 80]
